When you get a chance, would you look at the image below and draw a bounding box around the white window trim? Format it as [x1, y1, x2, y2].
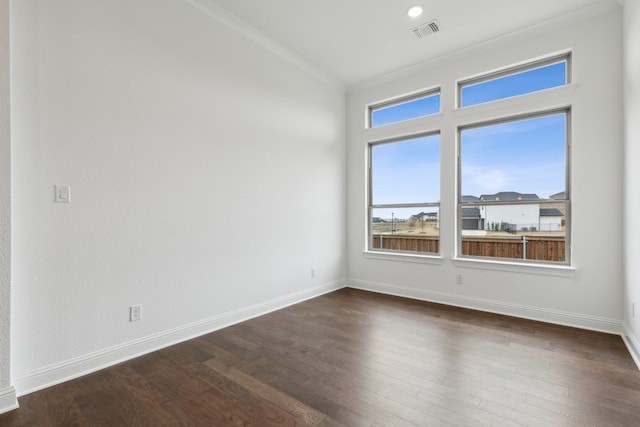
[457, 51, 572, 108]
[362, 53, 575, 267]
[455, 108, 572, 266]
[367, 86, 441, 129]
[367, 131, 442, 256]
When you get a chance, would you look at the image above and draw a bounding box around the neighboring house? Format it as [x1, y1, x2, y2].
[480, 192, 540, 231]
[461, 195, 482, 230]
[461, 207, 482, 230]
[462, 195, 480, 203]
[479, 192, 540, 203]
[549, 191, 565, 200]
[463, 192, 564, 232]
[409, 211, 439, 229]
[539, 208, 564, 231]
[411, 211, 438, 221]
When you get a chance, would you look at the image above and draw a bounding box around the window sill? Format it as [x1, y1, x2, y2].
[361, 251, 576, 276]
[452, 257, 576, 277]
[363, 250, 444, 265]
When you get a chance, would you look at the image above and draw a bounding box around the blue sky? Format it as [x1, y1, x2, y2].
[461, 113, 566, 198]
[461, 61, 566, 107]
[372, 134, 440, 205]
[372, 93, 440, 127]
[371, 61, 567, 220]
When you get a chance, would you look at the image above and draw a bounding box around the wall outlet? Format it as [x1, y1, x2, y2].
[311, 267, 317, 278]
[455, 274, 464, 285]
[130, 305, 142, 322]
[54, 185, 71, 203]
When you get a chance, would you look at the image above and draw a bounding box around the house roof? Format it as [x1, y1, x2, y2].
[479, 192, 540, 202]
[411, 212, 438, 219]
[549, 191, 565, 199]
[461, 195, 480, 202]
[462, 207, 481, 218]
[540, 208, 564, 217]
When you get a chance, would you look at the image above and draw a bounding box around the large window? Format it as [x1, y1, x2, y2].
[459, 112, 570, 263]
[364, 53, 572, 266]
[369, 134, 440, 254]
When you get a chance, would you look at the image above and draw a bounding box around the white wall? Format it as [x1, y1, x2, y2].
[0, 0, 18, 414]
[10, 0, 346, 395]
[5, 0, 635, 412]
[347, 4, 624, 332]
[623, 0, 640, 366]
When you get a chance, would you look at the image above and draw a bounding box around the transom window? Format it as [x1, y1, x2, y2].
[369, 90, 440, 128]
[458, 55, 570, 108]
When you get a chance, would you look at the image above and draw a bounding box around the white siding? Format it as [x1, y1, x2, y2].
[482, 204, 540, 230]
[540, 216, 562, 231]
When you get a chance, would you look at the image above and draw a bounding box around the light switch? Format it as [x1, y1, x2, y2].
[54, 185, 71, 203]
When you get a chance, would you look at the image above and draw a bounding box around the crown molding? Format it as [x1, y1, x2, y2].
[183, 0, 344, 91]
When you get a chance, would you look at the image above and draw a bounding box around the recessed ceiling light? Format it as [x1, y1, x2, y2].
[407, 6, 423, 18]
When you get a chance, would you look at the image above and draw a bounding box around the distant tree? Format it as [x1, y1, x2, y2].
[408, 217, 416, 231]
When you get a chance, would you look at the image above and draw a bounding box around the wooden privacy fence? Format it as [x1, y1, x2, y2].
[372, 234, 440, 253]
[372, 234, 565, 262]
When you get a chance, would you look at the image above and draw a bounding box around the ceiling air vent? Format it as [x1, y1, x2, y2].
[411, 20, 440, 39]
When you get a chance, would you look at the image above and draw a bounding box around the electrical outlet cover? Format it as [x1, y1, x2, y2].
[130, 305, 142, 321]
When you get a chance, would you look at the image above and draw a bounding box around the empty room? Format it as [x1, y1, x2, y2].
[1, 0, 640, 425]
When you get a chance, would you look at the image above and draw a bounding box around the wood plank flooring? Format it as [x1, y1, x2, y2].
[2, 288, 640, 426]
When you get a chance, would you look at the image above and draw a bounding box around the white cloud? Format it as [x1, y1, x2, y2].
[463, 166, 510, 194]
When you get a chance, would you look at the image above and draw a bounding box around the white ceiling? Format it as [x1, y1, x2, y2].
[206, 0, 619, 86]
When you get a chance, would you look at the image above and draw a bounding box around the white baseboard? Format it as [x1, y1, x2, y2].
[15, 280, 345, 396]
[0, 386, 18, 415]
[347, 279, 622, 334]
[622, 324, 640, 370]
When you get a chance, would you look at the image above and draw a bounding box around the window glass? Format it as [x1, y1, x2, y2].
[371, 207, 440, 254]
[369, 134, 440, 255]
[371, 135, 440, 205]
[364, 53, 572, 265]
[460, 113, 566, 197]
[460, 202, 567, 262]
[459, 112, 568, 263]
[370, 92, 440, 127]
[460, 59, 567, 107]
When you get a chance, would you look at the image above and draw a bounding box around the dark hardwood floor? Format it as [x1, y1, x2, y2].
[2, 288, 640, 426]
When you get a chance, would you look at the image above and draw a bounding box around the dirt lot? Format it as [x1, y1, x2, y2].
[372, 221, 565, 237]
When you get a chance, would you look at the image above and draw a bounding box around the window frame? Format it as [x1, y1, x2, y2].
[368, 88, 441, 128]
[367, 131, 441, 256]
[457, 53, 571, 108]
[456, 109, 572, 265]
[362, 52, 574, 267]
